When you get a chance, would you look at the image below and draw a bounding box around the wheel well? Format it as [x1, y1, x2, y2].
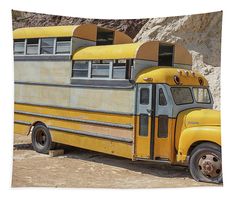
[27, 121, 47, 135]
[187, 141, 221, 156]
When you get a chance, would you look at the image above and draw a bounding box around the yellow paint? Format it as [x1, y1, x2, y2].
[135, 67, 208, 86]
[14, 123, 30, 135]
[13, 24, 133, 44]
[14, 25, 83, 39]
[14, 113, 133, 140]
[135, 116, 151, 159]
[175, 109, 221, 151]
[177, 126, 221, 162]
[73, 41, 170, 61]
[73, 42, 146, 60]
[154, 118, 176, 162]
[15, 103, 134, 125]
[185, 109, 220, 127]
[14, 103, 134, 159]
[51, 130, 133, 159]
[175, 109, 221, 162]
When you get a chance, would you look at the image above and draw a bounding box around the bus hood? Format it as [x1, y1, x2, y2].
[184, 109, 221, 128]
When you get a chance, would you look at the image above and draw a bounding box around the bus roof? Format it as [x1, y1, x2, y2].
[72, 41, 192, 65]
[73, 41, 164, 61]
[135, 67, 208, 86]
[13, 24, 132, 44]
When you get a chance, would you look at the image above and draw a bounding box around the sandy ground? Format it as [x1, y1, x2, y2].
[12, 134, 219, 188]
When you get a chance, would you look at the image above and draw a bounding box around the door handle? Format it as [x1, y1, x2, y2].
[147, 109, 153, 116]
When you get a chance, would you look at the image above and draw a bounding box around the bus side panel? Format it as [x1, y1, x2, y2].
[135, 115, 151, 159]
[14, 103, 134, 159]
[14, 123, 30, 135]
[14, 112, 133, 141]
[154, 117, 176, 162]
[15, 103, 134, 125]
[14, 61, 72, 85]
[51, 130, 133, 159]
[15, 84, 134, 114]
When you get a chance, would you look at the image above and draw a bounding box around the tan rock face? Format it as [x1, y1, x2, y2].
[12, 10, 148, 39]
[134, 12, 222, 110]
[12, 11, 222, 109]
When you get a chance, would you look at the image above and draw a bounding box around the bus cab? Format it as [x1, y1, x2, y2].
[13, 24, 221, 183]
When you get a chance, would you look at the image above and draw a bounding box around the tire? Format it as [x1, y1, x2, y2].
[189, 142, 222, 184]
[31, 124, 55, 154]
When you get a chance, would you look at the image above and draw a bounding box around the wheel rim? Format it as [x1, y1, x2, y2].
[35, 129, 47, 147]
[198, 153, 222, 179]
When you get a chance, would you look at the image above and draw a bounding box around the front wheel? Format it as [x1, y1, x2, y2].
[189, 142, 222, 183]
[31, 124, 55, 154]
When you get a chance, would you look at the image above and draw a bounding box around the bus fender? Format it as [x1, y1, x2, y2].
[176, 126, 221, 162]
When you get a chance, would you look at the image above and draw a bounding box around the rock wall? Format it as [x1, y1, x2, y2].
[12, 10, 148, 39]
[12, 10, 222, 109]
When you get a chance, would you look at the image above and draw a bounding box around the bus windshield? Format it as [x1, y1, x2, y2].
[171, 87, 193, 105]
[193, 87, 211, 103]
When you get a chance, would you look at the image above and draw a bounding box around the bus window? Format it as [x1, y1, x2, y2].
[159, 88, 167, 106]
[139, 114, 149, 136]
[113, 59, 132, 79]
[140, 88, 150, 105]
[40, 38, 55, 54]
[158, 115, 168, 138]
[96, 28, 114, 45]
[56, 37, 71, 54]
[91, 60, 110, 78]
[26, 38, 39, 55]
[158, 44, 174, 66]
[72, 61, 89, 78]
[113, 60, 126, 79]
[14, 39, 25, 55]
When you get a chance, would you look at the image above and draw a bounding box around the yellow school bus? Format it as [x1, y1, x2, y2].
[13, 24, 221, 183]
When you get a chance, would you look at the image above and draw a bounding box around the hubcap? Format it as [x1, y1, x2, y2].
[198, 154, 221, 178]
[35, 129, 47, 147]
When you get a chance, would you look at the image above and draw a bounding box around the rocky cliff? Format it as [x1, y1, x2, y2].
[12, 10, 222, 109]
[12, 10, 148, 39]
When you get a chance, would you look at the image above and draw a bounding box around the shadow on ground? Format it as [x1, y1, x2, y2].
[14, 142, 191, 179]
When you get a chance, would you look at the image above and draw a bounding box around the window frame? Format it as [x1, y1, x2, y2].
[40, 37, 56, 55]
[192, 87, 211, 104]
[72, 60, 90, 78]
[71, 59, 133, 81]
[140, 88, 150, 105]
[91, 60, 112, 79]
[159, 88, 167, 106]
[14, 39, 26, 55]
[112, 59, 132, 80]
[14, 37, 72, 56]
[26, 38, 40, 55]
[139, 114, 149, 136]
[55, 37, 72, 55]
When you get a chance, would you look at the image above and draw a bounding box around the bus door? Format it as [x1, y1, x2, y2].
[135, 84, 156, 159]
[154, 84, 173, 160]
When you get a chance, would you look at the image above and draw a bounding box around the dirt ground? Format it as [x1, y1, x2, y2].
[12, 134, 219, 188]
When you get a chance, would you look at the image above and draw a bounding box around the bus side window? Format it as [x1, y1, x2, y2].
[72, 61, 89, 78]
[139, 114, 149, 136]
[26, 38, 39, 55]
[14, 39, 25, 55]
[40, 38, 55, 54]
[159, 88, 167, 106]
[113, 59, 132, 80]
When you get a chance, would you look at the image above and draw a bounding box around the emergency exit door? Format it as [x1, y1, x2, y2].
[135, 84, 156, 159]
